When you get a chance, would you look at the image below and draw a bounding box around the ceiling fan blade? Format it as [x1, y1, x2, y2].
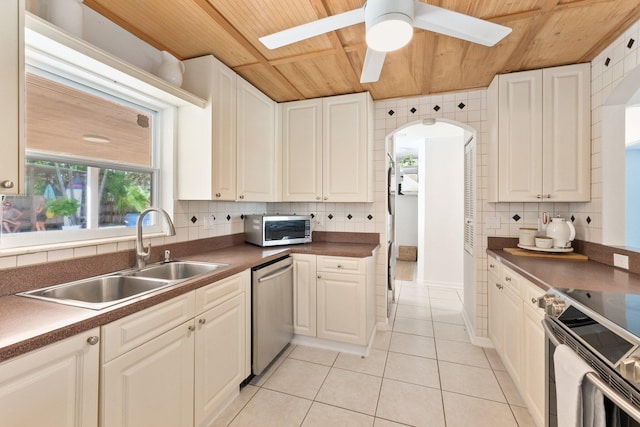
[413, 2, 511, 47]
[259, 8, 365, 49]
[360, 48, 386, 83]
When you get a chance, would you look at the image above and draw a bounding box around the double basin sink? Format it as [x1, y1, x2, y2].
[18, 261, 228, 310]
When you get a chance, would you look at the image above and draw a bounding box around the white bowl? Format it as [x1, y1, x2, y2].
[535, 237, 553, 249]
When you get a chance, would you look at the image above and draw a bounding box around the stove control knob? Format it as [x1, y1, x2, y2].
[619, 357, 640, 383]
[539, 294, 555, 310]
[547, 300, 566, 317]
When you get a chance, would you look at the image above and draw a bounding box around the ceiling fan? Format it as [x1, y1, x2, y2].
[259, 0, 512, 83]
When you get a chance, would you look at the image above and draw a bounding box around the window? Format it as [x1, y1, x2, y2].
[1, 70, 159, 247]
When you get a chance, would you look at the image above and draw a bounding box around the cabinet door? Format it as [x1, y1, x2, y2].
[102, 322, 195, 427]
[194, 293, 246, 427]
[237, 77, 278, 201]
[317, 271, 366, 345]
[0, 0, 24, 194]
[542, 63, 591, 202]
[292, 253, 317, 336]
[498, 70, 543, 201]
[323, 93, 372, 202]
[282, 99, 323, 201]
[487, 272, 503, 354]
[0, 328, 100, 427]
[178, 56, 237, 200]
[522, 304, 545, 427]
[502, 287, 523, 384]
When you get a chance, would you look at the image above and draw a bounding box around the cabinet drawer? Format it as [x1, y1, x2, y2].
[102, 292, 196, 363]
[196, 270, 249, 314]
[488, 256, 502, 277]
[317, 255, 366, 275]
[502, 267, 522, 298]
[523, 280, 546, 316]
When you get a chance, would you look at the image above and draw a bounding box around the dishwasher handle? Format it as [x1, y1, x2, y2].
[257, 264, 293, 283]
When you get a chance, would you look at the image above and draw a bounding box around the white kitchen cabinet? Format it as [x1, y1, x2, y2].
[0, 0, 24, 195]
[488, 63, 590, 202]
[178, 55, 237, 200]
[237, 77, 279, 202]
[0, 327, 100, 427]
[102, 322, 195, 427]
[292, 253, 317, 336]
[282, 99, 323, 201]
[316, 254, 376, 346]
[521, 282, 546, 427]
[488, 257, 546, 427]
[194, 270, 249, 427]
[282, 92, 374, 202]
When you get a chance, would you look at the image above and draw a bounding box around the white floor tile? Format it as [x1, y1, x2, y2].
[210, 385, 259, 427]
[433, 322, 470, 343]
[289, 345, 339, 366]
[373, 419, 408, 427]
[439, 361, 506, 403]
[302, 402, 374, 427]
[510, 405, 538, 427]
[334, 348, 388, 377]
[435, 339, 490, 368]
[392, 316, 434, 337]
[484, 347, 507, 371]
[315, 368, 383, 416]
[376, 379, 445, 427]
[397, 293, 431, 307]
[429, 298, 463, 311]
[494, 370, 526, 406]
[427, 287, 461, 301]
[263, 358, 330, 400]
[395, 304, 432, 320]
[383, 351, 440, 389]
[372, 330, 392, 351]
[389, 332, 437, 359]
[442, 391, 518, 427]
[228, 389, 312, 427]
[430, 308, 465, 325]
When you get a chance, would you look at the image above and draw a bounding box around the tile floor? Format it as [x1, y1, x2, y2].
[212, 272, 536, 427]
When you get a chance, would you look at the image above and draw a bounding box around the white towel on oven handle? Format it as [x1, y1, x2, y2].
[554, 344, 605, 427]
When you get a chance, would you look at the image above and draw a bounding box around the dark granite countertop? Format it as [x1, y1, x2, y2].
[487, 248, 640, 295]
[0, 234, 378, 362]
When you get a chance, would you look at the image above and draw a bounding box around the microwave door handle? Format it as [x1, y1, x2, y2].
[585, 373, 640, 424]
[542, 318, 640, 424]
[257, 265, 293, 283]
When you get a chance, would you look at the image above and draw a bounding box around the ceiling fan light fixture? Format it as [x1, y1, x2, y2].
[366, 14, 413, 52]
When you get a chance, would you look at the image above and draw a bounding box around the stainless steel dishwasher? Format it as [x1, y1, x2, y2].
[252, 256, 293, 375]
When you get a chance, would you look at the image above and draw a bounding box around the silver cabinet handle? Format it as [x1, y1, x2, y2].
[323, 196, 328, 200]
[188, 325, 195, 332]
[87, 336, 99, 345]
[531, 297, 538, 304]
[536, 194, 542, 199]
[489, 264, 495, 268]
[317, 275, 321, 279]
[239, 195, 244, 199]
[1, 180, 14, 189]
[546, 194, 551, 199]
[199, 318, 206, 325]
[215, 193, 221, 198]
[505, 277, 512, 282]
[316, 196, 321, 200]
[496, 283, 503, 290]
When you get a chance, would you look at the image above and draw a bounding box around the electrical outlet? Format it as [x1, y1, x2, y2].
[204, 214, 216, 230]
[315, 216, 323, 227]
[614, 253, 629, 270]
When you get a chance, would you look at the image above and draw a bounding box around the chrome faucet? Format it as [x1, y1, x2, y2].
[136, 208, 176, 269]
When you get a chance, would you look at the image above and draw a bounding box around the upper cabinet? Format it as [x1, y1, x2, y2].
[178, 55, 237, 201]
[488, 63, 591, 202]
[282, 92, 374, 202]
[0, 0, 24, 195]
[178, 56, 279, 202]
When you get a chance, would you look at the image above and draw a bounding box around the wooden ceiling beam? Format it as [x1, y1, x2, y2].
[191, 0, 304, 99]
[500, 0, 561, 73]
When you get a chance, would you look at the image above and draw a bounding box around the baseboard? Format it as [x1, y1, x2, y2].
[462, 306, 494, 348]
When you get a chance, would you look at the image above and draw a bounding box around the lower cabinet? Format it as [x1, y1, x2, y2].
[292, 253, 376, 347]
[0, 327, 100, 427]
[101, 270, 250, 427]
[487, 256, 546, 427]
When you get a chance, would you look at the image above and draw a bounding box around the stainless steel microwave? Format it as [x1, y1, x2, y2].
[244, 215, 311, 247]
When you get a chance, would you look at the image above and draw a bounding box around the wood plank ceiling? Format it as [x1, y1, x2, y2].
[82, 0, 640, 102]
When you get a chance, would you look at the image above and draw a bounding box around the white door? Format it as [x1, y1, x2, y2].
[194, 294, 246, 426]
[522, 303, 546, 427]
[102, 323, 195, 427]
[292, 253, 317, 336]
[236, 77, 278, 201]
[282, 99, 323, 201]
[317, 272, 366, 345]
[0, 328, 100, 427]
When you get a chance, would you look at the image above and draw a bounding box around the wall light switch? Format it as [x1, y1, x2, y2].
[614, 253, 629, 270]
[487, 217, 501, 229]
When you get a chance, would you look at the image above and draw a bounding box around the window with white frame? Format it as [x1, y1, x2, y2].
[1, 69, 160, 247]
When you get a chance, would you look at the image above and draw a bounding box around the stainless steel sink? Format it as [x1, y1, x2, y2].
[130, 261, 227, 280]
[17, 261, 227, 310]
[18, 275, 172, 310]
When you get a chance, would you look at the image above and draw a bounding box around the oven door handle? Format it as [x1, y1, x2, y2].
[542, 318, 640, 424]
